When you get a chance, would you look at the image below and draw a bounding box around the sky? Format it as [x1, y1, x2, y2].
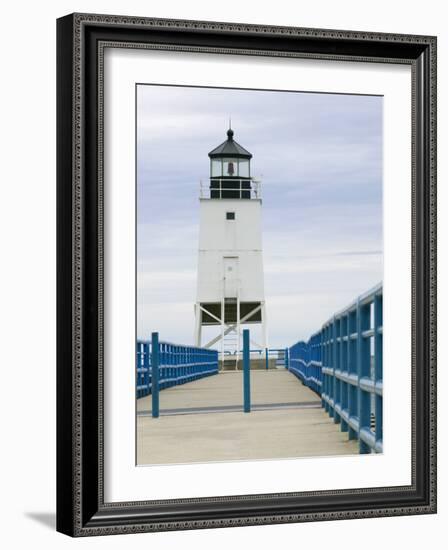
[137, 84, 383, 348]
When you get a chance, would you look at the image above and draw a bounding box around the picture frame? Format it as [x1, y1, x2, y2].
[56, 12, 437, 536]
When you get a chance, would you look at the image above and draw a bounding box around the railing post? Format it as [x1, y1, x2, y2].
[317, 332, 323, 396]
[243, 329, 251, 413]
[175, 344, 179, 386]
[357, 300, 370, 453]
[333, 317, 341, 424]
[168, 344, 173, 387]
[136, 342, 140, 399]
[159, 343, 164, 390]
[322, 327, 327, 411]
[347, 312, 357, 440]
[356, 300, 363, 449]
[340, 314, 348, 432]
[143, 342, 150, 397]
[374, 293, 383, 446]
[151, 332, 160, 419]
[328, 319, 335, 419]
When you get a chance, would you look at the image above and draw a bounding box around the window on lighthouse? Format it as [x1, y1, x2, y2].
[226, 212, 235, 220]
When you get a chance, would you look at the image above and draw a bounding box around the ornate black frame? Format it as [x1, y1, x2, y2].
[56, 13, 437, 536]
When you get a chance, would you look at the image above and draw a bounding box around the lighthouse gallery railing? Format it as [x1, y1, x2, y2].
[288, 283, 383, 454]
[199, 178, 262, 199]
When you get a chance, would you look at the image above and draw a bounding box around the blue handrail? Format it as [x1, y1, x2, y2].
[288, 284, 383, 454]
[136, 336, 219, 400]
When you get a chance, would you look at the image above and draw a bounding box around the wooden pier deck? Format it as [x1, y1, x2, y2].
[137, 369, 358, 465]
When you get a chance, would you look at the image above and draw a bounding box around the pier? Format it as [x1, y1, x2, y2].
[136, 284, 382, 465]
[137, 370, 357, 465]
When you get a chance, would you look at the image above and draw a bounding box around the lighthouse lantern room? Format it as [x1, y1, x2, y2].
[195, 127, 267, 368]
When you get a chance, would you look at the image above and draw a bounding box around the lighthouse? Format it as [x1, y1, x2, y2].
[194, 127, 267, 368]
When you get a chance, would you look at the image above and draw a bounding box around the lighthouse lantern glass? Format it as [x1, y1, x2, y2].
[239, 159, 250, 177]
[211, 159, 221, 177]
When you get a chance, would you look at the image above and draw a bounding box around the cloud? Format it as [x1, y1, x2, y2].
[136, 84, 383, 346]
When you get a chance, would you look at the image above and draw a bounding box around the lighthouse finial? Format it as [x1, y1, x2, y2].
[227, 117, 234, 140]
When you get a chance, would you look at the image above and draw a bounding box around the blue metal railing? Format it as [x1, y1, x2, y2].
[289, 333, 322, 394]
[248, 348, 290, 370]
[136, 337, 219, 402]
[288, 284, 383, 454]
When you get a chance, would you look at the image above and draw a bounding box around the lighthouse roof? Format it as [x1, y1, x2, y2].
[208, 128, 252, 159]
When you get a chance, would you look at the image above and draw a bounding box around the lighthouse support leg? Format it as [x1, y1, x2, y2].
[194, 304, 202, 347]
[261, 301, 268, 349]
[261, 302, 269, 370]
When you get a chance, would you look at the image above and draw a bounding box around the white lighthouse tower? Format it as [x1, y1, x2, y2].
[194, 127, 267, 368]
